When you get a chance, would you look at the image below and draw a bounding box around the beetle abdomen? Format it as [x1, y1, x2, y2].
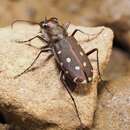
[53, 37, 93, 85]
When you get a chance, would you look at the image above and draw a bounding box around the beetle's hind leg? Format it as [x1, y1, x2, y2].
[83, 72, 90, 83]
[14, 48, 52, 79]
[60, 72, 86, 129]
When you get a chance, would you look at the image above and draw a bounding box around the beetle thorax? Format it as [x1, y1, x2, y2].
[45, 26, 67, 41]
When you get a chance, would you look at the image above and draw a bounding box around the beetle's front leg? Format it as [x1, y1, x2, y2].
[15, 35, 49, 49]
[14, 48, 52, 79]
[16, 35, 49, 43]
[11, 20, 39, 28]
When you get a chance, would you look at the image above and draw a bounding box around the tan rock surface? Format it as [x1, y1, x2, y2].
[0, 23, 113, 130]
[103, 48, 130, 80]
[91, 76, 130, 130]
[0, 124, 9, 130]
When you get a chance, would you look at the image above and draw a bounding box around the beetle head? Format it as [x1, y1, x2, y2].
[40, 17, 59, 31]
[40, 17, 67, 41]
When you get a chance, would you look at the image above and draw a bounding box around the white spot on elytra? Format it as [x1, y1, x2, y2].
[60, 62, 63, 66]
[66, 57, 71, 63]
[75, 66, 80, 70]
[83, 62, 86, 67]
[57, 50, 61, 54]
[81, 80, 87, 84]
[73, 77, 78, 82]
[80, 51, 83, 56]
[65, 71, 69, 74]
[88, 77, 92, 81]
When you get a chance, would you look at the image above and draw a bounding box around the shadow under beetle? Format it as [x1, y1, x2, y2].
[12, 17, 104, 129]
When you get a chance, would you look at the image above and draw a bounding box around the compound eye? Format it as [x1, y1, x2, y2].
[51, 17, 58, 23]
[42, 23, 49, 28]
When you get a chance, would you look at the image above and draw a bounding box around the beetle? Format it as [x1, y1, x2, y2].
[12, 17, 104, 129]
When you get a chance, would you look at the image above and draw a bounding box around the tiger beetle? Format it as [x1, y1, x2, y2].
[12, 17, 104, 129]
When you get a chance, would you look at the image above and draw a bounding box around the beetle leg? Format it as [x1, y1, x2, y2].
[11, 20, 39, 29]
[60, 71, 84, 128]
[63, 22, 71, 30]
[15, 35, 50, 49]
[14, 48, 52, 79]
[86, 48, 102, 81]
[87, 50, 114, 96]
[71, 28, 104, 42]
[49, 17, 58, 21]
[40, 45, 50, 50]
[15, 35, 49, 44]
[71, 29, 86, 37]
[83, 72, 89, 83]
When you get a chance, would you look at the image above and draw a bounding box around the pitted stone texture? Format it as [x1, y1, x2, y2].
[0, 23, 113, 130]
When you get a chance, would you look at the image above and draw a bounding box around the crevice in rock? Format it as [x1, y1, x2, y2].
[0, 112, 7, 124]
[42, 122, 58, 129]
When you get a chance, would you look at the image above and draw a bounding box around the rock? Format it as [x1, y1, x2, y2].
[0, 0, 129, 52]
[103, 48, 130, 80]
[54, 0, 130, 52]
[0, 23, 113, 130]
[0, 124, 9, 130]
[80, 0, 130, 52]
[91, 76, 130, 130]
